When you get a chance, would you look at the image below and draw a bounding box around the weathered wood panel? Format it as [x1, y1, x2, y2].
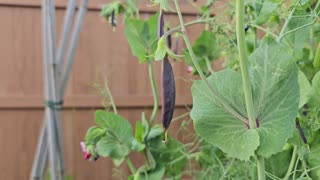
[0, 1, 206, 179]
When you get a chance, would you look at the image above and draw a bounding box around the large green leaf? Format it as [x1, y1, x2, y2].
[250, 39, 299, 157]
[298, 70, 312, 108]
[95, 110, 134, 158]
[191, 70, 260, 161]
[191, 38, 299, 160]
[124, 14, 158, 63]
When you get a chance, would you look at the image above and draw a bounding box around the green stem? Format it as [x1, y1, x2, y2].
[277, 8, 296, 42]
[249, 24, 278, 39]
[163, 18, 216, 39]
[205, 56, 215, 74]
[292, 153, 300, 180]
[236, 0, 265, 179]
[173, 0, 247, 123]
[104, 78, 118, 114]
[126, 157, 137, 174]
[236, 0, 256, 129]
[284, 145, 298, 180]
[148, 61, 159, 127]
[257, 156, 266, 180]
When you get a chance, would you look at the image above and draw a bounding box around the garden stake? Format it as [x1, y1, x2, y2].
[30, 0, 89, 179]
[43, 0, 60, 179]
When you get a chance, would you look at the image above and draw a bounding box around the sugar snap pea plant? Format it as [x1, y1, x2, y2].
[83, 0, 320, 179]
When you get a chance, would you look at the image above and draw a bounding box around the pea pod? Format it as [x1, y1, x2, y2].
[158, 10, 176, 140]
[313, 42, 320, 68]
[161, 56, 176, 132]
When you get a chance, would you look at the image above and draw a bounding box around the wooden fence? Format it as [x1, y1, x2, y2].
[0, 0, 212, 179]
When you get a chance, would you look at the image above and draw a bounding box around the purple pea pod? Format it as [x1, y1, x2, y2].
[158, 10, 164, 38]
[161, 56, 176, 135]
[158, 10, 176, 142]
[167, 27, 172, 49]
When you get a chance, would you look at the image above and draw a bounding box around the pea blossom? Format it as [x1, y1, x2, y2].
[80, 141, 92, 160]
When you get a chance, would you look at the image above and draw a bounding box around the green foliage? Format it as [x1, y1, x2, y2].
[191, 69, 259, 160]
[298, 70, 312, 108]
[100, 1, 125, 19]
[250, 38, 299, 157]
[95, 111, 135, 158]
[254, 0, 279, 25]
[184, 31, 219, 74]
[84, 0, 320, 179]
[191, 38, 299, 160]
[124, 13, 159, 63]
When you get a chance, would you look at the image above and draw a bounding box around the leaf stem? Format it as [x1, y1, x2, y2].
[235, 0, 256, 129]
[104, 77, 118, 114]
[283, 145, 297, 180]
[205, 56, 215, 74]
[148, 61, 159, 127]
[236, 0, 265, 179]
[163, 18, 216, 39]
[277, 2, 297, 42]
[126, 157, 137, 174]
[173, 0, 247, 123]
[257, 155, 266, 180]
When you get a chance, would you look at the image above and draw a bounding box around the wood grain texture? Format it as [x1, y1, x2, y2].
[0, 2, 208, 179]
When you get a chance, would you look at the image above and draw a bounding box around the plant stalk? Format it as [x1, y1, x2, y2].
[104, 78, 118, 114]
[257, 155, 266, 180]
[283, 145, 298, 180]
[277, 2, 297, 42]
[126, 157, 137, 174]
[235, 0, 256, 129]
[236, 0, 265, 179]
[148, 61, 159, 126]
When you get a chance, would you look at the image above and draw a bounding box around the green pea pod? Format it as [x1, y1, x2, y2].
[313, 42, 320, 68]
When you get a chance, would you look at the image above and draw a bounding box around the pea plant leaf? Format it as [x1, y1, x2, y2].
[95, 110, 134, 159]
[191, 38, 299, 160]
[285, 16, 313, 61]
[124, 13, 159, 63]
[250, 38, 299, 157]
[191, 69, 260, 161]
[254, 0, 279, 25]
[84, 126, 106, 145]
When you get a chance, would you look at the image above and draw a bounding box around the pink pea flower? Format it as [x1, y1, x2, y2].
[80, 141, 92, 160]
[187, 66, 193, 74]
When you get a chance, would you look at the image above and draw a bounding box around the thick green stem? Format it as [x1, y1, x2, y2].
[284, 145, 298, 180]
[236, 0, 256, 129]
[257, 156, 266, 180]
[236, 0, 265, 179]
[173, 0, 247, 123]
[148, 61, 159, 126]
